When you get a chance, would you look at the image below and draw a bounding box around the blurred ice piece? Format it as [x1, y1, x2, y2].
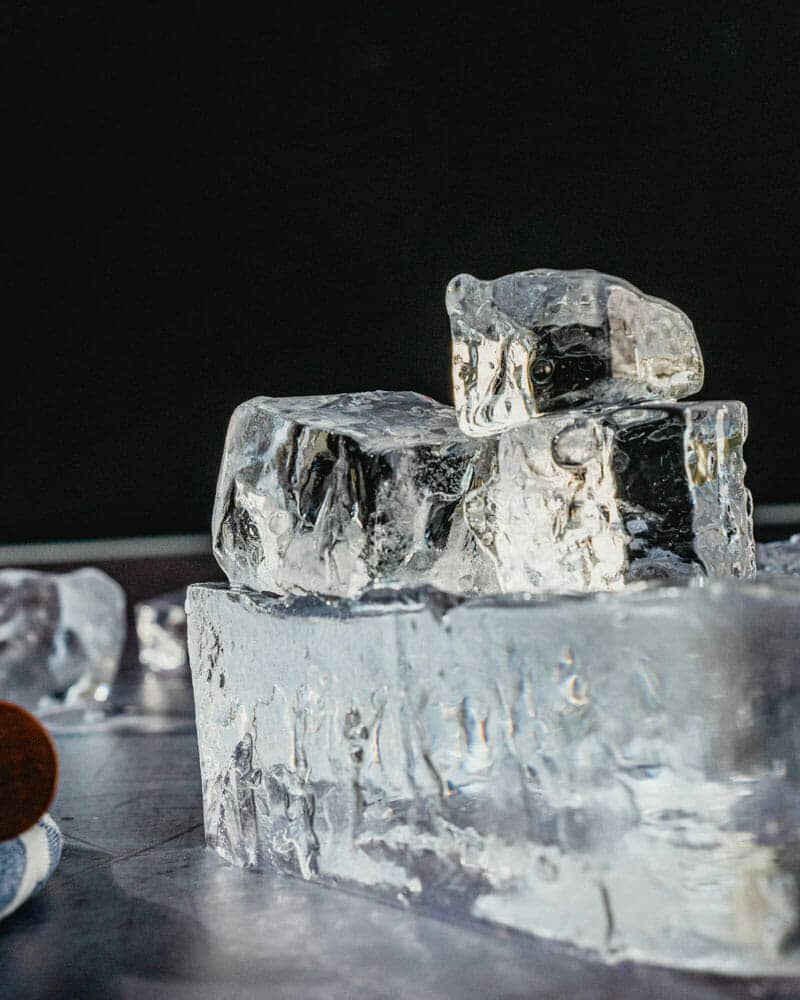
[212, 391, 494, 598]
[757, 534, 800, 577]
[468, 399, 755, 591]
[188, 577, 800, 975]
[0, 568, 126, 712]
[0, 813, 62, 920]
[135, 589, 188, 672]
[448, 269, 704, 435]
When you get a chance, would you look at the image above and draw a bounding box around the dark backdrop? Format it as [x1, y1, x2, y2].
[5, 7, 799, 543]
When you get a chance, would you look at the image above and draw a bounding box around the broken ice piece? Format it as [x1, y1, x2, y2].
[212, 391, 494, 598]
[135, 589, 188, 673]
[0, 568, 126, 712]
[757, 534, 800, 577]
[466, 399, 754, 591]
[187, 575, 800, 975]
[448, 269, 704, 435]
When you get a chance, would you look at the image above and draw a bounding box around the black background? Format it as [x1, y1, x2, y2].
[5, 6, 799, 543]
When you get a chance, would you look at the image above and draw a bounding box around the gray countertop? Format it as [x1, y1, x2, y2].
[2, 671, 799, 999]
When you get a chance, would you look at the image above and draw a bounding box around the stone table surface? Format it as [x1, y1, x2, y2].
[2, 579, 800, 998]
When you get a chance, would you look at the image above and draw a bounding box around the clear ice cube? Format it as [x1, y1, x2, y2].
[212, 391, 495, 598]
[135, 590, 188, 673]
[466, 399, 755, 591]
[448, 269, 704, 435]
[0, 568, 126, 712]
[187, 576, 800, 975]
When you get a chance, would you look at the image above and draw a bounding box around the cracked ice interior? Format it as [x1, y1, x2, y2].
[189, 267, 797, 976]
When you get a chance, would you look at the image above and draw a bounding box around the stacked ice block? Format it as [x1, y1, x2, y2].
[188, 270, 800, 974]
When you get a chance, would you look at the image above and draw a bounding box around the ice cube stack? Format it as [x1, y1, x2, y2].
[188, 270, 800, 975]
[212, 270, 754, 597]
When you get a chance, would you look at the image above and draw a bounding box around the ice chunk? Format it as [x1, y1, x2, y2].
[212, 391, 495, 598]
[0, 568, 126, 712]
[187, 577, 800, 975]
[448, 269, 704, 435]
[213, 393, 753, 597]
[466, 399, 755, 591]
[757, 534, 800, 577]
[135, 589, 188, 672]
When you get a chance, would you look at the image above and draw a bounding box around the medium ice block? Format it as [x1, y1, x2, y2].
[466, 399, 754, 591]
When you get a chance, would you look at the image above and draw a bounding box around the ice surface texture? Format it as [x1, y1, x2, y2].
[448, 269, 704, 435]
[757, 534, 800, 576]
[212, 392, 495, 598]
[135, 590, 188, 672]
[468, 399, 755, 591]
[188, 578, 800, 975]
[0, 568, 126, 712]
[213, 393, 753, 596]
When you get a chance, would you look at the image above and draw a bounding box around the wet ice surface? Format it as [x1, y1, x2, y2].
[188, 576, 800, 976]
[448, 269, 704, 435]
[212, 393, 753, 597]
[0, 568, 126, 713]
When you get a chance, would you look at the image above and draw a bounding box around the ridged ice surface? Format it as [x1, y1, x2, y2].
[448, 269, 704, 435]
[0, 568, 126, 712]
[212, 392, 496, 598]
[757, 534, 800, 577]
[188, 578, 800, 975]
[468, 399, 755, 591]
[213, 393, 753, 597]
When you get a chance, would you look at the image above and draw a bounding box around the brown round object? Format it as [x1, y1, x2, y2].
[0, 701, 59, 842]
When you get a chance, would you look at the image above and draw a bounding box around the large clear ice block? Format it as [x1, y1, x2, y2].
[467, 399, 754, 591]
[188, 578, 800, 975]
[448, 269, 703, 435]
[212, 392, 495, 598]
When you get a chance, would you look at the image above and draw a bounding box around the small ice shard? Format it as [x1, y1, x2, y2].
[0, 568, 126, 712]
[448, 269, 704, 435]
[212, 391, 495, 598]
[466, 400, 754, 591]
[757, 534, 800, 577]
[187, 576, 800, 975]
[135, 590, 188, 672]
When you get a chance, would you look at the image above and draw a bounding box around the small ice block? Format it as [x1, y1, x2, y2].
[466, 399, 754, 591]
[135, 589, 188, 672]
[0, 568, 126, 712]
[448, 269, 703, 435]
